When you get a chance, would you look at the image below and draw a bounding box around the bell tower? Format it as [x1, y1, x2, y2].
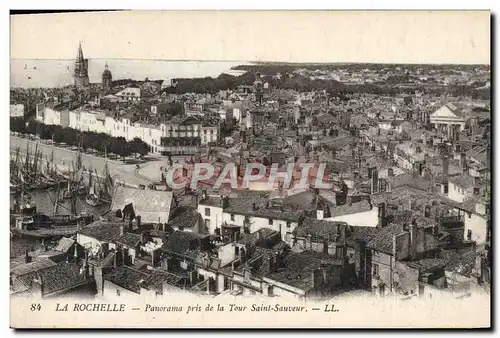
[74, 41, 90, 87]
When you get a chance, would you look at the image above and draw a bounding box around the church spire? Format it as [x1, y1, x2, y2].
[77, 41, 84, 63]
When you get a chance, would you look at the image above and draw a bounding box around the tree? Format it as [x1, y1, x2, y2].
[25, 119, 37, 135]
[52, 126, 64, 144]
[10, 117, 25, 134]
[129, 137, 150, 158]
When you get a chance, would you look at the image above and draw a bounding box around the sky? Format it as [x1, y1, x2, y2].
[10, 11, 491, 64]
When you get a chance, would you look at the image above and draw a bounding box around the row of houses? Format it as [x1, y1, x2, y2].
[35, 103, 219, 153]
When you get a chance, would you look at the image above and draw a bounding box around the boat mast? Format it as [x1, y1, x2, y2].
[53, 185, 60, 215]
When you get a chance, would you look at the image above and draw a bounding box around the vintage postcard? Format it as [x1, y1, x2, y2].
[9, 10, 491, 328]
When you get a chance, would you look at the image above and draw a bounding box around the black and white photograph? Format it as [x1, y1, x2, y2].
[8, 10, 491, 329]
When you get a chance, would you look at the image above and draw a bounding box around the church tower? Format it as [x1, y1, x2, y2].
[74, 42, 90, 87]
[101, 62, 112, 90]
[254, 72, 264, 106]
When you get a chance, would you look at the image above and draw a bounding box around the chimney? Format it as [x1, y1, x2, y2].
[424, 205, 431, 218]
[120, 224, 124, 237]
[442, 155, 449, 177]
[378, 203, 386, 228]
[312, 268, 323, 289]
[136, 215, 142, 231]
[151, 249, 156, 268]
[460, 152, 467, 173]
[387, 168, 394, 177]
[257, 230, 263, 241]
[409, 222, 417, 260]
[83, 251, 89, 278]
[25, 249, 31, 264]
[371, 169, 379, 194]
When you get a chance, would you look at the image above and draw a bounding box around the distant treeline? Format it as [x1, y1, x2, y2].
[157, 68, 490, 100]
[232, 63, 490, 73]
[10, 117, 150, 160]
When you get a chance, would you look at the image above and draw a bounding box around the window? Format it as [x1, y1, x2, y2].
[467, 230, 472, 241]
[269, 219, 274, 225]
[230, 214, 235, 221]
[373, 264, 379, 276]
[205, 208, 211, 216]
[204, 219, 210, 233]
[286, 221, 291, 228]
[116, 289, 121, 297]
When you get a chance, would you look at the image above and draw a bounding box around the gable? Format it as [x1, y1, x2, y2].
[430, 105, 463, 119]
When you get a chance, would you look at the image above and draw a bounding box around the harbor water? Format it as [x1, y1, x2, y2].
[10, 187, 109, 258]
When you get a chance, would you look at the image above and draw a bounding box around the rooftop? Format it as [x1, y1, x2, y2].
[111, 186, 175, 224]
[294, 217, 347, 242]
[79, 220, 124, 243]
[103, 265, 150, 293]
[264, 251, 344, 292]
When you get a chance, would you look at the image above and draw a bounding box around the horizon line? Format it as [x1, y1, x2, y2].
[10, 58, 490, 66]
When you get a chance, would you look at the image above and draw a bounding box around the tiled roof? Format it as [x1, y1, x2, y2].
[237, 228, 278, 247]
[346, 226, 380, 247]
[143, 269, 184, 291]
[111, 186, 174, 224]
[283, 191, 317, 211]
[237, 247, 278, 278]
[444, 251, 478, 277]
[149, 229, 172, 241]
[387, 173, 432, 191]
[367, 223, 405, 254]
[54, 237, 75, 253]
[168, 206, 201, 229]
[403, 258, 448, 272]
[225, 193, 304, 222]
[330, 200, 373, 217]
[448, 174, 480, 189]
[103, 266, 149, 293]
[264, 251, 344, 292]
[79, 220, 124, 243]
[38, 262, 90, 295]
[161, 230, 205, 256]
[11, 258, 57, 277]
[198, 196, 223, 208]
[294, 217, 347, 242]
[116, 232, 142, 248]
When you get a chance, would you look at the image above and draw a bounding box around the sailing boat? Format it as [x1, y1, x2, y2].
[11, 185, 36, 216]
[63, 179, 72, 199]
[85, 172, 101, 207]
[100, 156, 114, 203]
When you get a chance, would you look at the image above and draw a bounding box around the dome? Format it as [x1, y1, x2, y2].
[102, 63, 112, 79]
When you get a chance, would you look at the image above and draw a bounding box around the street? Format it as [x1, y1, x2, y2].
[10, 136, 160, 187]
